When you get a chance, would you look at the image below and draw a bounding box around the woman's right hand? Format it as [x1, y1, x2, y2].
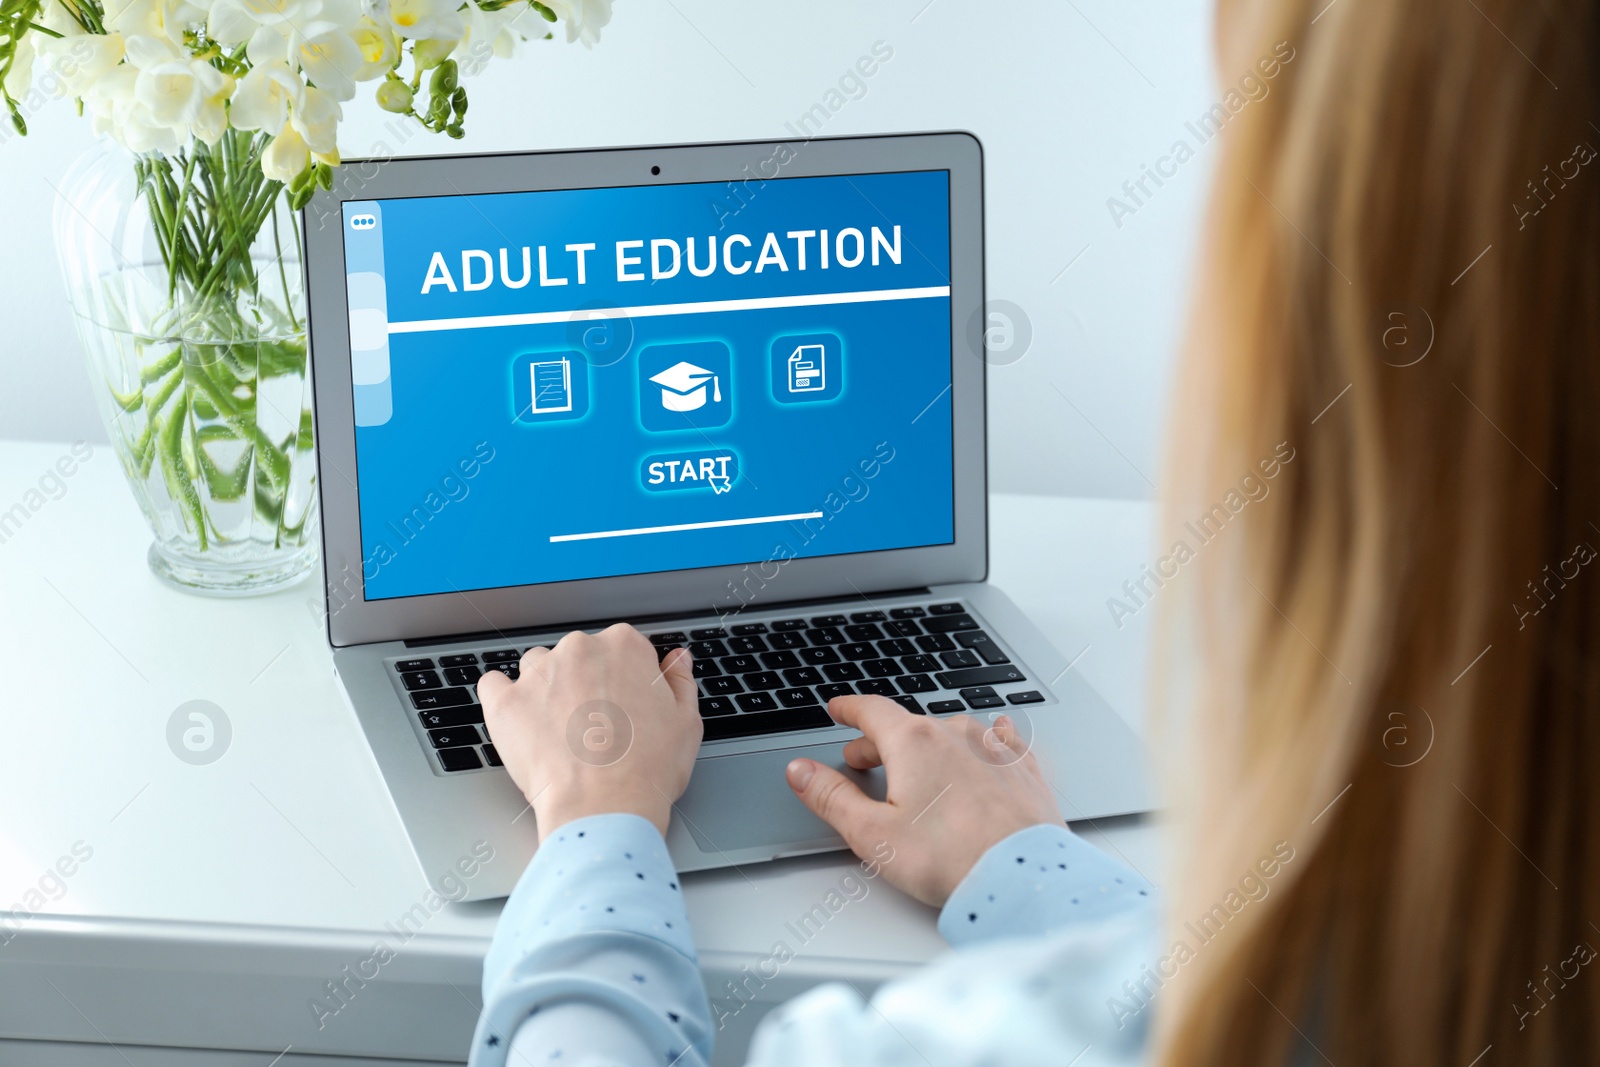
[785, 696, 1064, 908]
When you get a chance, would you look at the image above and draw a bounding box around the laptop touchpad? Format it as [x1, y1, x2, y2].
[678, 741, 886, 855]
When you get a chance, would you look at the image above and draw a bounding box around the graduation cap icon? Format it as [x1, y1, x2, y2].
[648, 361, 723, 413]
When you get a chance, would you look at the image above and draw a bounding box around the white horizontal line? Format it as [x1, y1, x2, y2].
[550, 511, 825, 543]
[387, 286, 951, 335]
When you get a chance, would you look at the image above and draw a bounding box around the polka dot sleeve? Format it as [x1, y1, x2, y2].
[470, 813, 711, 1067]
[936, 823, 1156, 948]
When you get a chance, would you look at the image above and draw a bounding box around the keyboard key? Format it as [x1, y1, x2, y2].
[885, 619, 923, 637]
[760, 650, 801, 670]
[731, 622, 769, 635]
[721, 655, 761, 674]
[437, 747, 483, 772]
[429, 726, 480, 749]
[704, 705, 834, 741]
[401, 670, 442, 691]
[1007, 690, 1045, 705]
[776, 687, 820, 708]
[771, 618, 808, 631]
[955, 630, 1012, 665]
[443, 665, 482, 687]
[691, 627, 728, 640]
[704, 676, 744, 696]
[806, 626, 845, 645]
[655, 643, 684, 662]
[845, 623, 885, 642]
[800, 646, 840, 665]
[692, 658, 722, 679]
[856, 679, 898, 696]
[769, 631, 808, 650]
[483, 661, 520, 680]
[649, 632, 688, 645]
[411, 687, 474, 710]
[863, 658, 903, 678]
[699, 696, 737, 717]
[482, 744, 503, 767]
[839, 642, 877, 661]
[395, 657, 434, 671]
[877, 638, 916, 657]
[940, 649, 982, 669]
[915, 633, 956, 653]
[418, 707, 484, 729]
[935, 665, 1027, 688]
[928, 699, 966, 713]
[898, 674, 937, 694]
[923, 614, 980, 634]
[735, 691, 780, 712]
[890, 695, 925, 714]
[745, 671, 783, 691]
[823, 662, 865, 682]
[810, 614, 847, 627]
[929, 602, 965, 615]
[889, 606, 927, 618]
[816, 682, 855, 702]
[850, 610, 886, 622]
[728, 635, 768, 654]
[959, 685, 1003, 709]
[783, 666, 824, 687]
[903, 654, 939, 674]
[482, 649, 520, 662]
[439, 653, 478, 667]
[688, 639, 729, 658]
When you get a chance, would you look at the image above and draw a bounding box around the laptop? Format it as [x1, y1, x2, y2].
[302, 132, 1151, 902]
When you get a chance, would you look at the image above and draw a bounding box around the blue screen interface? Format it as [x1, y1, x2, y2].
[341, 169, 955, 600]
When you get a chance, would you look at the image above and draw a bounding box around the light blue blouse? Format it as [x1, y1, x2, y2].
[472, 814, 1158, 1066]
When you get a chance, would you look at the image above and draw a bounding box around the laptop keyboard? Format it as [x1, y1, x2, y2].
[389, 601, 1048, 773]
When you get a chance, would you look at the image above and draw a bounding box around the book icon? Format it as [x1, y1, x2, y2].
[529, 357, 573, 414]
[787, 344, 825, 392]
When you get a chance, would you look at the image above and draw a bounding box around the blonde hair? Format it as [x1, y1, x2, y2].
[1154, 0, 1600, 1063]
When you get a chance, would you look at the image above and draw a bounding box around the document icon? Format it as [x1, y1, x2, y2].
[529, 357, 573, 414]
[787, 345, 825, 392]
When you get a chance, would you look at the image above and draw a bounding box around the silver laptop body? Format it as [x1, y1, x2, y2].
[303, 132, 1151, 902]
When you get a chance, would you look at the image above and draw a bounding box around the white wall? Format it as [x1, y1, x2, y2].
[0, 0, 1216, 499]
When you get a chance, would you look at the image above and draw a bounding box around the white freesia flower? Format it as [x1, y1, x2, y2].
[228, 58, 305, 133]
[291, 83, 341, 159]
[261, 119, 309, 181]
[544, 0, 611, 48]
[289, 26, 364, 99]
[349, 17, 399, 80]
[210, 0, 363, 48]
[85, 66, 184, 153]
[35, 33, 127, 99]
[454, 1, 509, 75]
[102, 0, 188, 48]
[2, 33, 36, 100]
[129, 54, 235, 143]
[385, 0, 463, 44]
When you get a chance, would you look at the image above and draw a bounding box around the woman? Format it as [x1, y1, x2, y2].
[468, 0, 1600, 1062]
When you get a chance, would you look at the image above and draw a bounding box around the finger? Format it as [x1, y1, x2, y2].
[825, 694, 913, 739]
[476, 666, 512, 709]
[840, 733, 884, 771]
[786, 758, 886, 851]
[660, 647, 698, 709]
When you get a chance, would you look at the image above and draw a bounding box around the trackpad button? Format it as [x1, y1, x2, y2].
[677, 741, 886, 854]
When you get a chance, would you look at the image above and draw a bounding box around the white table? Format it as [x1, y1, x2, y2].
[0, 438, 1163, 1066]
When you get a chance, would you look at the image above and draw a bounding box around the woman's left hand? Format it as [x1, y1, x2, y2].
[478, 624, 702, 841]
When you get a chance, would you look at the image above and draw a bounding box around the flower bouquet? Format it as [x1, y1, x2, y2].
[0, 0, 610, 593]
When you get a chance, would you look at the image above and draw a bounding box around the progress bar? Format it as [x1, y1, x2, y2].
[550, 510, 825, 543]
[388, 286, 950, 335]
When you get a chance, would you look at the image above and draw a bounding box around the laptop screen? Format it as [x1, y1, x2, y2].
[340, 169, 956, 601]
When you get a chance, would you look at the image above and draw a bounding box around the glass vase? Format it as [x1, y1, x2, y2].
[53, 132, 318, 596]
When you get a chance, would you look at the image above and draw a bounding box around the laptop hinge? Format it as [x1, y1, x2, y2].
[402, 586, 935, 649]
